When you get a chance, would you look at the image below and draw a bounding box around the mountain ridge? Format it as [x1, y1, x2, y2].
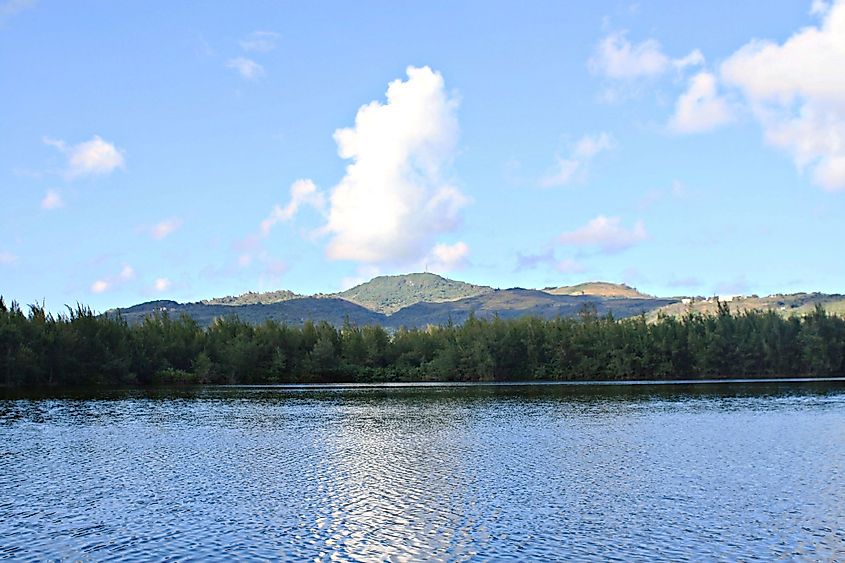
[110, 273, 844, 328]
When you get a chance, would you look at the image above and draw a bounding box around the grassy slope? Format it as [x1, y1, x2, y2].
[542, 281, 651, 299]
[335, 272, 494, 314]
[387, 290, 676, 328]
[202, 289, 301, 306]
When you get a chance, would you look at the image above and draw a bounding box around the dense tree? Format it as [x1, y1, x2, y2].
[0, 296, 843, 387]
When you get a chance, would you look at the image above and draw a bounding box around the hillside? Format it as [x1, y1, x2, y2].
[202, 289, 301, 306]
[116, 297, 383, 328]
[388, 289, 675, 327]
[334, 272, 494, 314]
[113, 288, 676, 329]
[110, 274, 844, 330]
[648, 292, 845, 321]
[543, 281, 651, 299]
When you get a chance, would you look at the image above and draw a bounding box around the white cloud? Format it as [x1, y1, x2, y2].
[322, 65, 467, 265]
[240, 31, 280, 53]
[669, 72, 733, 134]
[558, 215, 647, 254]
[590, 32, 704, 80]
[41, 189, 63, 210]
[91, 280, 109, 294]
[673, 49, 705, 71]
[261, 179, 324, 236]
[426, 241, 470, 272]
[540, 132, 614, 187]
[590, 33, 670, 79]
[90, 264, 135, 294]
[153, 278, 171, 292]
[0, 251, 17, 265]
[811, 0, 831, 16]
[44, 135, 125, 179]
[150, 218, 182, 240]
[721, 1, 845, 191]
[226, 57, 264, 80]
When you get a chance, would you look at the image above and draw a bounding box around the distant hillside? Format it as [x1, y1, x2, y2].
[114, 289, 676, 329]
[334, 272, 494, 314]
[649, 292, 845, 321]
[202, 289, 301, 306]
[115, 297, 383, 328]
[388, 289, 676, 327]
[543, 282, 651, 299]
[110, 273, 843, 330]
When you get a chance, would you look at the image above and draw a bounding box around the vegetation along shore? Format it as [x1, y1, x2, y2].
[1, 297, 843, 387]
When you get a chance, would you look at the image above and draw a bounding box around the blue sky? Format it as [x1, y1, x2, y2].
[2, 0, 844, 312]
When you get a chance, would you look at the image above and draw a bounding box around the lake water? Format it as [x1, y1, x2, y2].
[2, 380, 845, 561]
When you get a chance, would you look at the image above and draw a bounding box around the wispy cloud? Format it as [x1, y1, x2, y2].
[637, 180, 688, 210]
[555, 258, 586, 274]
[0, 0, 36, 25]
[810, 0, 831, 16]
[426, 241, 470, 272]
[40, 189, 63, 210]
[261, 179, 324, 236]
[516, 249, 556, 270]
[44, 135, 125, 179]
[226, 57, 264, 80]
[150, 218, 183, 240]
[239, 31, 280, 53]
[90, 264, 135, 294]
[0, 250, 18, 265]
[558, 215, 647, 254]
[540, 132, 614, 187]
[153, 278, 171, 292]
[589, 32, 702, 80]
[515, 249, 585, 275]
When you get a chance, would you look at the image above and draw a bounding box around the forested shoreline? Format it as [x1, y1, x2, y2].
[1, 297, 843, 387]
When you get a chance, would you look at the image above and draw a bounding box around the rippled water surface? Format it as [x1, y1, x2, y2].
[2, 380, 845, 561]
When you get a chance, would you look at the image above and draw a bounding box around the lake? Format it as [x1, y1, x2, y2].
[2, 379, 845, 561]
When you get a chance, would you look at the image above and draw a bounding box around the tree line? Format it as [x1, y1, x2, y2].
[1, 297, 843, 387]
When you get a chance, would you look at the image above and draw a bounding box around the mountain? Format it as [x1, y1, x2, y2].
[334, 272, 493, 314]
[110, 274, 844, 329]
[542, 281, 651, 299]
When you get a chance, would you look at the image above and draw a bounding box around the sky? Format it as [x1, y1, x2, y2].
[2, 0, 845, 312]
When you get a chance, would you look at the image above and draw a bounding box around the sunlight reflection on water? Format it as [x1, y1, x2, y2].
[1, 381, 845, 561]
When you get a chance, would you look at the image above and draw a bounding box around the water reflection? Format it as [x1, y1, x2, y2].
[1, 380, 845, 560]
